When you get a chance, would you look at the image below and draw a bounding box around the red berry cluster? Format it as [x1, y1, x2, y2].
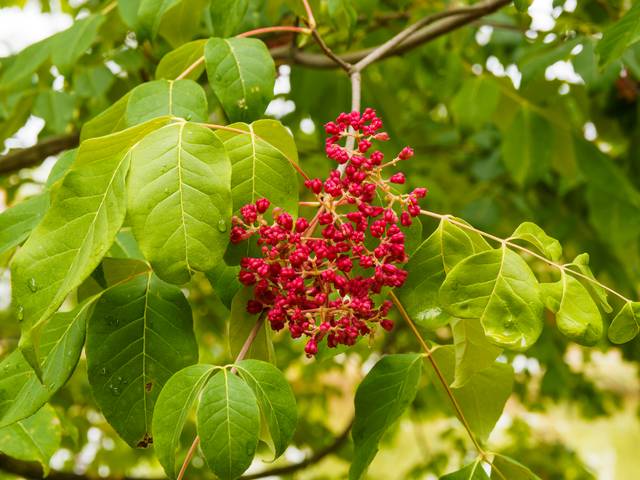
[230, 108, 427, 356]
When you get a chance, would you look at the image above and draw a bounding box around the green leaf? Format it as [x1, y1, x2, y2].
[156, 40, 206, 80]
[0, 194, 49, 256]
[451, 318, 502, 388]
[229, 288, 274, 362]
[51, 14, 105, 74]
[236, 359, 297, 459]
[216, 119, 299, 217]
[158, 0, 210, 47]
[513, 0, 531, 13]
[397, 218, 490, 330]
[206, 262, 241, 309]
[440, 247, 544, 350]
[566, 253, 613, 313]
[501, 107, 553, 186]
[575, 139, 640, 248]
[541, 271, 603, 345]
[46, 149, 77, 187]
[33, 90, 75, 135]
[12, 118, 169, 362]
[127, 122, 231, 284]
[209, 0, 249, 37]
[80, 92, 131, 141]
[451, 77, 500, 128]
[441, 460, 489, 479]
[0, 300, 92, 428]
[86, 271, 198, 447]
[126, 79, 208, 127]
[430, 346, 513, 443]
[197, 369, 261, 480]
[0, 405, 61, 475]
[205, 37, 276, 122]
[350, 353, 422, 480]
[74, 65, 114, 98]
[117, 0, 142, 28]
[137, 0, 181, 37]
[490, 454, 541, 479]
[153, 364, 217, 478]
[597, 2, 640, 66]
[509, 222, 562, 261]
[0, 40, 51, 93]
[608, 301, 640, 344]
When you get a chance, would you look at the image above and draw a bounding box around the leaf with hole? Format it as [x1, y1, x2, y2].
[350, 353, 422, 480]
[127, 121, 231, 284]
[86, 271, 198, 447]
[440, 247, 544, 350]
[205, 37, 275, 122]
[197, 369, 261, 480]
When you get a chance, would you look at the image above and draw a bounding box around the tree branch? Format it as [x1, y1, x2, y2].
[240, 418, 353, 479]
[271, 0, 512, 68]
[0, 133, 79, 175]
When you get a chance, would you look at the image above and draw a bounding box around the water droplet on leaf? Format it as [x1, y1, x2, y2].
[27, 278, 37, 292]
[16, 305, 24, 322]
[217, 219, 227, 232]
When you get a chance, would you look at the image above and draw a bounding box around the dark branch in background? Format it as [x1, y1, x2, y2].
[0, 0, 510, 176]
[0, 132, 78, 175]
[241, 419, 353, 480]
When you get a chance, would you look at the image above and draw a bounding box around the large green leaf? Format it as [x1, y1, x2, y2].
[0, 194, 49, 256]
[490, 454, 541, 479]
[51, 14, 105, 74]
[229, 288, 274, 362]
[541, 271, 603, 345]
[441, 460, 489, 480]
[216, 119, 299, 218]
[46, 149, 77, 187]
[86, 271, 198, 447]
[0, 300, 92, 428]
[350, 353, 423, 480]
[430, 346, 513, 443]
[125, 79, 208, 127]
[204, 37, 275, 122]
[158, 0, 210, 47]
[451, 318, 502, 388]
[608, 301, 640, 344]
[501, 107, 553, 186]
[236, 359, 297, 459]
[509, 222, 562, 262]
[80, 92, 131, 141]
[440, 247, 544, 350]
[597, 2, 640, 66]
[397, 218, 490, 330]
[153, 364, 217, 478]
[12, 118, 168, 365]
[0, 405, 61, 475]
[209, 0, 249, 37]
[128, 122, 231, 284]
[0, 39, 51, 93]
[197, 369, 261, 480]
[156, 40, 206, 80]
[137, 0, 181, 37]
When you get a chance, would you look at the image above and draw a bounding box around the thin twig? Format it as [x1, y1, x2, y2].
[388, 291, 487, 457]
[420, 210, 633, 304]
[237, 26, 311, 38]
